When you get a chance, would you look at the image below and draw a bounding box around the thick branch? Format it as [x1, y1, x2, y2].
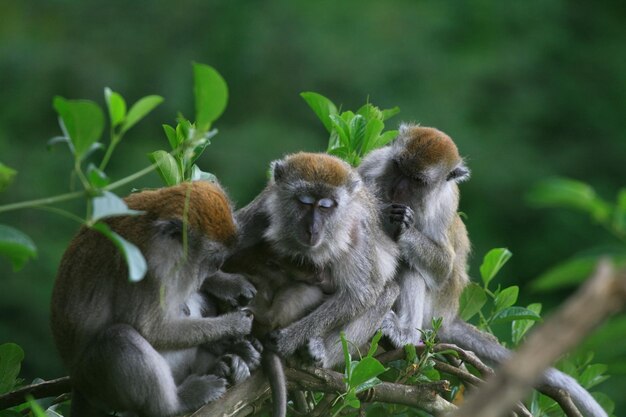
[451, 261, 626, 417]
[0, 377, 71, 410]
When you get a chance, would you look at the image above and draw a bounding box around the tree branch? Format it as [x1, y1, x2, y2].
[450, 260, 626, 417]
[0, 377, 71, 410]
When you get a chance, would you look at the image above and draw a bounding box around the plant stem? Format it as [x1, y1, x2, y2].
[0, 191, 85, 214]
[104, 162, 157, 192]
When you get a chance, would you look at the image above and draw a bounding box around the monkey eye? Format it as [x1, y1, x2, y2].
[298, 195, 316, 205]
[318, 198, 335, 209]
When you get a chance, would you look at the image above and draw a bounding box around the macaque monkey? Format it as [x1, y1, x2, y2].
[51, 181, 257, 417]
[224, 152, 400, 417]
[358, 124, 608, 417]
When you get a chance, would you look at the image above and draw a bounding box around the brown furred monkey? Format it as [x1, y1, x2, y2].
[51, 181, 256, 417]
[226, 152, 400, 417]
[358, 124, 608, 417]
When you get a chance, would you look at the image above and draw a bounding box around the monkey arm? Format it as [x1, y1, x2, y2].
[268, 292, 365, 357]
[138, 311, 253, 351]
[398, 226, 454, 283]
[201, 271, 257, 305]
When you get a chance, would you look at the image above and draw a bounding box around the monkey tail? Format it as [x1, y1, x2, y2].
[440, 317, 608, 417]
[261, 351, 287, 417]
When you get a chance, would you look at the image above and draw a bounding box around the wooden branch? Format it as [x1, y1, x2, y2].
[0, 377, 71, 410]
[450, 260, 626, 417]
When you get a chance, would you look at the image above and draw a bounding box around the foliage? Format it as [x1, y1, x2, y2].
[301, 92, 400, 166]
[528, 177, 626, 291]
[0, 63, 227, 282]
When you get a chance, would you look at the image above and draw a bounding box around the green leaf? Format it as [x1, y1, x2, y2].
[26, 396, 47, 417]
[494, 285, 519, 312]
[0, 163, 17, 192]
[527, 177, 611, 222]
[532, 255, 600, 291]
[349, 114, 367, 151]
[381, 106, 400, 121]
[91, 191, 143, 223]
[356, 103, 383, 121]
[329, 114, 351, 149]
[613, 188, 626, 233]
[53, 97, 105, 159]
[374, 130, 398, 148]
[0, 343, 24, 394]
[351, 357, 386, 388]
[191, 165, 217, 183]
[404, 343, 417, 363]
[480, 248, 512, 287]
[367, 330, 383, 358]
[86, 164, 110, 189]
[104, 87, 127, 128]
[458, 282, 487, 321]
[163, 124, 180, 150]
[591, 392, 615, 415]
[92, 222, 147, 282]
[491, 306, 542, 325]
[579, 364, 609, 389]
[340, 332, 352, 383]
[121, 95, 163, 133]
[193, 63, 228, 131]
[0, 225, 37, 271]
[355, 377, 382, 394]
[300, 91, 338, 133]
[512, 303, 542, 345]
[360, 119, 384, 155]
[149, 150, 182, 186]
[345, 392, 361, 409]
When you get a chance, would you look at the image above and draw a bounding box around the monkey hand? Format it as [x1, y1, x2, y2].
[265, 327, 300, 358]
[384, 204, 414, 241]
[381, 311, 421, 348]
[204, 272, 257, 307]
[223, 308, 254, 337]
[214, 354, 252, 385]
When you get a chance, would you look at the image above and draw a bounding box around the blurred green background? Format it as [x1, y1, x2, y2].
[1, 0, 625, 410]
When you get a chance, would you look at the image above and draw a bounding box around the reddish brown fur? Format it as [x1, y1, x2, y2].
[283, 153, 350, 186]
[124, 181, 236, 244]
[399, 126, 461, 175]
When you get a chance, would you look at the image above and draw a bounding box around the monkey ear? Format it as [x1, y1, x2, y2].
[447, 163, 470, 182]
[155, 219, 184, 241]
[347, 174, 362, 193]
[270, 160, 286, 183]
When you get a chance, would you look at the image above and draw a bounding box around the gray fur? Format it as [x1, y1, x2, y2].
[51, 200, 255, 416]
[358, 125, 607, 417]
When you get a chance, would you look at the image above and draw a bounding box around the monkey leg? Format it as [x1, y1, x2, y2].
[73, 324, 226, 417]
[310, 281, 400, 368]
[382, 270, 427, 348]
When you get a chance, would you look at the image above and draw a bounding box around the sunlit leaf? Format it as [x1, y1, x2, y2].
[480, 248, 512, 287]
[0, 343, 24, 394]
[459, 283, 487, 321]
[0, 224, 37, 271]
[360, 119, 384, 155]
[494, 285, 519, 313]
[193, 63, 228, 132]
[53, 97, 104, 159]
[355, 377, 383, 394]
[512, 303, 542, 345]
[87, 164, 110, 189]
[104, 87, 127, 128]
[374, 130, 398, 148]
[491, 306, 542, 325]
[381, 106, 400, 121]
[149, 150, 182, 186]
[301, 91, 338, 133]
[121, 95, 163, 133]
[0, 163, 17, 192]
[527, 177, 612, 222]
[351, 356, 386, 389]
[329, 114, 351, 148]
[367, 330, 383, 358]
[92, 222, 147, 282]
[163, 124, 180, 150]
[91, 191, 143, 222]
[579, 364, 609, 389]
[191, 165, 217, 183]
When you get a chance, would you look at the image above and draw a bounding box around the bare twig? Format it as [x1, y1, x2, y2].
[0, 377, 71, 410]
[451, 260, 626, 417]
